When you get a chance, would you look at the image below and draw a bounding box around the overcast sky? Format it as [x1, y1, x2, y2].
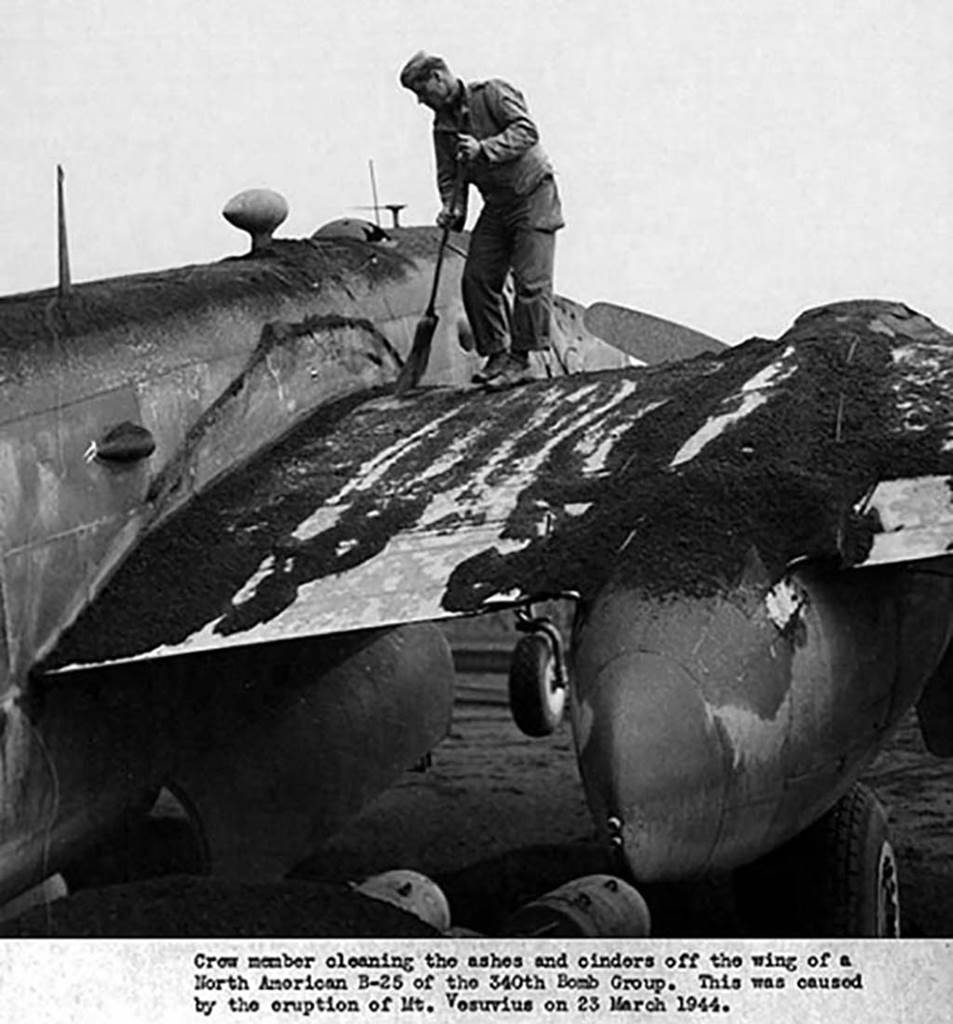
[3, 0, 950, 341]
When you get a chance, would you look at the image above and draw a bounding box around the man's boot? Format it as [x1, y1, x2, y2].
[472, 350, 510, 384]
[484, 351, 536, 389]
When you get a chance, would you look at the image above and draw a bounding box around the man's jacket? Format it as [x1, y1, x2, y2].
[432, 78, 561, 227]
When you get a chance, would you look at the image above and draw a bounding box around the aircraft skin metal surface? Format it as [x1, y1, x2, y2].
[0, 223, 628, 902]
[39, 298, 953, 887]
[0, 623, 455, 903]
[584, 300, 726, 363]
[573, 557, 953, 880]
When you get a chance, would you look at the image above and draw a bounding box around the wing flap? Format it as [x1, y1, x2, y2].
[166, 519, 526, 656]
[852, 476, 953, 567]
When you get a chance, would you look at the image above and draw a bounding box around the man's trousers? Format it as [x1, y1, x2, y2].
[461, 176, 563, 357]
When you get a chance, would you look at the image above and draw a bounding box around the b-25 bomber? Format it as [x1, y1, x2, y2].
[1, 185, 951, 936]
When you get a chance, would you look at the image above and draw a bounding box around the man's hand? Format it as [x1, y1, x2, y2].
[456, 133, 481, 162]
[436, 206, 465, 231]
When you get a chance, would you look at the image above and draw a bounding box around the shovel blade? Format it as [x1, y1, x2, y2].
[395, 313, 439, 395]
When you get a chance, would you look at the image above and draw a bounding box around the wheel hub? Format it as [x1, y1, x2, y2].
[877, 840, 901, 937]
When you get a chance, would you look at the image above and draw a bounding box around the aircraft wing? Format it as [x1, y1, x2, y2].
[42, 299, 953, 674]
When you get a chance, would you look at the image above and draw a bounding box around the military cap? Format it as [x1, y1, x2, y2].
[399, 51, 446, 88]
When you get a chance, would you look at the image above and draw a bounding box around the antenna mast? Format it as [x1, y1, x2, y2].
[57, 164, 72, 296]
[368, 159, 381, 227]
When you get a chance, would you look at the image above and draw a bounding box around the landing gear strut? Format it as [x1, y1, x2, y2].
[508, 606, 569, 737]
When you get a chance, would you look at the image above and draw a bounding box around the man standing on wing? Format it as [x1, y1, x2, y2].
[400, 52, 564, 388]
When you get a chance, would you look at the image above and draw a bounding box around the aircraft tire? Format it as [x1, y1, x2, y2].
[819, 782, 900, 937]
[733, 782, 900, 937]
[508, 633, 566, 737]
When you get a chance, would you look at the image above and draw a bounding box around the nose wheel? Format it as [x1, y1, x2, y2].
[508, 607, 569, 737]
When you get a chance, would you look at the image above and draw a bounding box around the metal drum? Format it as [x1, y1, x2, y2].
[500, 874, 651, 938]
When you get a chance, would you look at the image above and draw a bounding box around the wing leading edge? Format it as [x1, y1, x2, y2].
[43, 300, 953, 675]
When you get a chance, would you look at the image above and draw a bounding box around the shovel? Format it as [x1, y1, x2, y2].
[395, 167, 465, 395]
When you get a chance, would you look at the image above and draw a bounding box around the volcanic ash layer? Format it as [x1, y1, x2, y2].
[43, 300, 953, 669]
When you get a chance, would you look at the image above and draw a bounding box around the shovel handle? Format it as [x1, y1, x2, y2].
[425, 164, 466, 314]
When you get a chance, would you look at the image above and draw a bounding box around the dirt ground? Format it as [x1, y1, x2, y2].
[863, 709, 953, 937]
